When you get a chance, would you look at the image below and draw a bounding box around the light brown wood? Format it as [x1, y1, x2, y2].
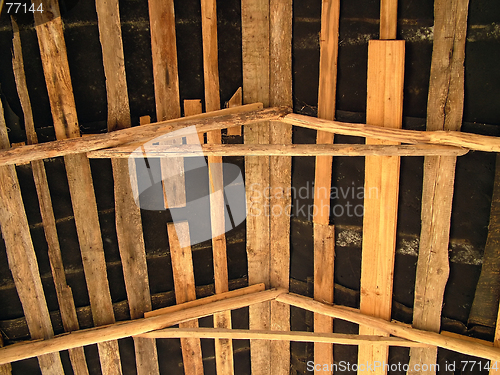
[145, 284, 266, 318]
[269, 2, 293, 373]
[0, 289, 284, 365]
[201, 0, 221, 113]
[0, 104, 274, 167]
[313, 224, 335, 372]
[358, 40, 405, 375]
[380, 0, 398, 39]
[277, 293, 500, 361]
[167, 222, 204, 375]
[409, 1, 469, 373]
[0, 100, 64, 375]
[89, 143, 468, 158]
[0, 337, 11, 375]
[441, 331, 494, 347]
[226, 88, 243, 136]
[184, 100, 204, 143]
[34, 2, 123, 373]
[139, 328, 430, 347]
[11, 19, 89, 375]
[280, 114, 500, 152]
[492, 302, 500, 375]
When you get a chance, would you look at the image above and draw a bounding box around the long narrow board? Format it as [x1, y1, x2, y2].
[0, 100, 64, 375]
[313, 0, 340, 372]
[242, 1, 271, 373]
[167, 223, 204, 375]
[408, 0, 469, 373]
[269, 1, 293, 374]
[200, 1, 234, 373]
[34, 2, 123, 373]
[358, 40, 405, 375]
[184, 100, 204, 143]
[0, 338, 10, 375]
[11, 19, 89, 375]
[226, 88, 243, 136]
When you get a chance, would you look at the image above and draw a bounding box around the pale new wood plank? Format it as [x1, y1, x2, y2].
[226, 88, 243, 136]
[380, 0, 398, 39]
[0, 289, 284, 365]
[277, 293, 500, 360]
[34, 2, 122, 373]
[90, 143, 467, 159]
[268, 1, 293, 374]
[358, 40, 405, 375]
[167, 222, 204, 375]
[0, 100, 64, 375]
[11, 18, 89, 375]
[184, 100, 204, 143]
[409, 1, 469, 373]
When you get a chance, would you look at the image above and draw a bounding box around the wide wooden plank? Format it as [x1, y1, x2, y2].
[0, 101, 64, 375]
[226, 88, 243, 136]
[184, 100, 204, 143]
[167, 222, 204, 375]
[34, 2, 123, 373]
[269, 1, 293, 374]
[358, 40, 405, 375]
[11, 18, 89, 375]
[409, 0, 469, 373]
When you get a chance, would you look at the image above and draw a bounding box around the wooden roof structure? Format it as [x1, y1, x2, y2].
[0, 0, 500, 374]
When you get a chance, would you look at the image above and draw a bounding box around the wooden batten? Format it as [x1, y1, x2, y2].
[226, 88, 243, 136]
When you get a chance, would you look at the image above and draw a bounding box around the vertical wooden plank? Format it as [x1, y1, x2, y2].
[408, 1, 469, 373]
[94, 0, 160, 372]
[358, 40, 405, 375]
[313, 1, 340, 372]
[269, 1, 292, 374]
[380, 0, 398, 40]
[226, 88, 243, 136]
[167, 222, 204, 375]
[11, 19, 89, 375]
[242, 1, 271, 373]
[184, 100, 204, 143]
[0, 99, 64, 375]
[200, 1, 233, 373]
[34, 2, 122, 374]
[491, 301, 500, 375]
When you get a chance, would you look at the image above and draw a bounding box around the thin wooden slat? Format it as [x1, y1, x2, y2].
[409, 1, 469, 373]
[140, 328, 431, 347]
[34, 2, 122, 373]
[380, 0, 398, 39]
[89, 143, 468, 158]
[11, 18, 89, 375]
[226, 88, 243, 136]
[280, 114, 500, 152]
[358, 40, 405, 375]
[492, 303, 500, 375]
[269, 1, 293, 374]
[184, 99, 204, 143]
[167, 222, 204, 375]
[277, 293, 500, 361]
[242, 1, 271, 373]
[0, 289, 284, 365]
[0, 100, 64, 375]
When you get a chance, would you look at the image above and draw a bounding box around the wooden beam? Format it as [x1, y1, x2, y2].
[358, 40, 405, 375]
[0, 92, 64, 375]
[11, 18, 89, 375]
[0, 289, 284, 365]
[380, 0, 398, 39]
[226, 88, 243, 136]
[0, 104, 274, 167]
[184, 100, 204, 143]
[280, 114, 500, 152]
[94, 0, 160, 371]
[269, 1, 293, 374]
[139, 328, 430, 347]
[88, 143, 468, 158]
[167, 222, 204, 375]
[34, 2, 123, 373]
[409, 1, 469, 373]
[277, 293, 500, 361]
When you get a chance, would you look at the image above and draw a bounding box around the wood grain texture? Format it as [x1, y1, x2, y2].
[226, 88, 243, 136]
[0, 289, 284, 365]
[0, 338, 10, 375]
[0, 101, 64, 375]
[34, 3, 123, 373]
[358, 40, 405, 375]
[492, 301, 500, 375]
[380, 0, 398, 39]
[167, 222, 204, 375]
[184, 100, 204, 143]
[269, 2, 293, 373]
[278, 293, 500, 361]
[409, 1, 469, 373]
[11, 20, 89, 375]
